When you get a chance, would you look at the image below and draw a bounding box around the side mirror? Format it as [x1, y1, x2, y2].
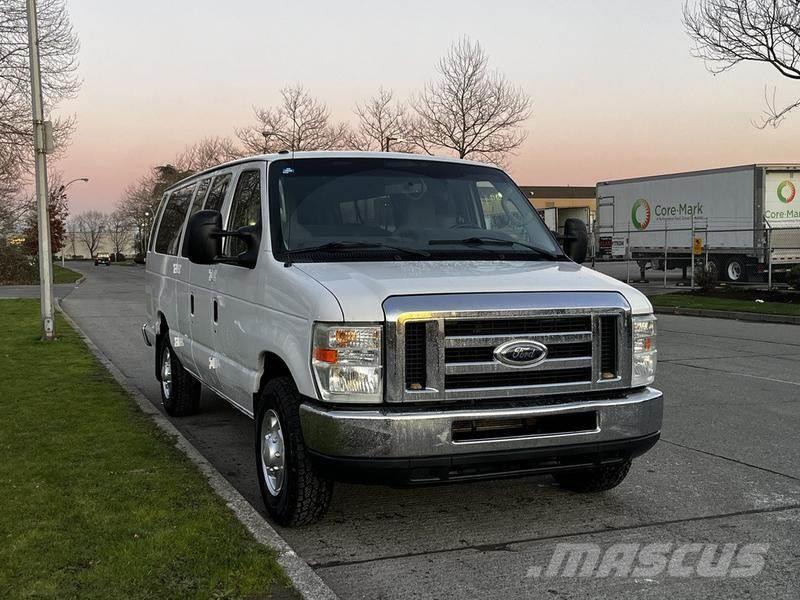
[185, 210, 222, 264]
[231, 224, 261, 269]
[562, 218, 588, 264]
[185, 209, 262, 269]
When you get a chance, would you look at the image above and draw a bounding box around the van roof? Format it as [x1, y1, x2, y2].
[164, 151, 500, 192]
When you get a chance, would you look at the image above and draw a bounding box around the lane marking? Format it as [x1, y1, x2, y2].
[659, 439, 800, 482]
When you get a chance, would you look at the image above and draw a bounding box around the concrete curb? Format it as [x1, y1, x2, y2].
[654, 305, 800, 325]
[56, 303, 338, 600]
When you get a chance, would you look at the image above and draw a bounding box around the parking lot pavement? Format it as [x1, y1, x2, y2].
[59, 261, 800, 599]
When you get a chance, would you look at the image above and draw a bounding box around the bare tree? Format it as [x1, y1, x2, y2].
[175, 136, 243, 172]
[106, 209, 133, 258]
[75, 210, 106, 258]
[117, 164, 191, 254]
[684, 0, 800, 128]
[0, 159, 26, 240]
[410, 37, 532, 164]
[0, 0, 80, 189]
[237, 84, 350, 153]
[351, 87, 415, 152]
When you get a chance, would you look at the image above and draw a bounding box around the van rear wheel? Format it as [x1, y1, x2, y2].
[255, 377, 333, 526]
[159, 336, 200, 416]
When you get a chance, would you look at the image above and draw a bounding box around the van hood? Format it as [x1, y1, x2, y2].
[294, 260, 652, 321]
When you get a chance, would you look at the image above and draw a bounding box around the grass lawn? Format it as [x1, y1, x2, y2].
[651, 292, 800, 316]
[0, 299, 294, 599]
[52, 264, 82, 284]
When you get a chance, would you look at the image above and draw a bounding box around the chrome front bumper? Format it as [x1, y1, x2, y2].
[299, 387, 663, 459]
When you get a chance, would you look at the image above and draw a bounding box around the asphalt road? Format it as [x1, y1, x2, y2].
[58, 261, 800, 599]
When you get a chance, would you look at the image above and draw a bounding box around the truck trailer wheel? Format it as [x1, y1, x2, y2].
[158, 335, 200, 416]
[255, 377, 333, 526]
[705, 257, 721, 282]
[724, 256, 748, 282]
[553, 460, 631, 493]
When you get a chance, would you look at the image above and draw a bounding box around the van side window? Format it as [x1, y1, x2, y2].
[226, 170, 261, 255]
[149, 193, 169, 251]
[204, 173, 232, 212]
[180, 178, 212, 256]
[154, 183, 195, 255]
[191, 178, 211, 215]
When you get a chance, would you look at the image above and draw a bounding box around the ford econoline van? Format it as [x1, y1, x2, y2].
[143, 152, 661, 525]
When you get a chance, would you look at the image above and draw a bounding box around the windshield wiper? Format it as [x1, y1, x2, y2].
[428, 236, 562, 260]
[284, 241, 429, 266]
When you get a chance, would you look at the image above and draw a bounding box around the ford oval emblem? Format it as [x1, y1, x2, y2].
[493, 340, 548, 367]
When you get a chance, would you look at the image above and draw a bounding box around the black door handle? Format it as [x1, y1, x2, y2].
[213, 299, 218, 323]
[190, 293, 194, 315]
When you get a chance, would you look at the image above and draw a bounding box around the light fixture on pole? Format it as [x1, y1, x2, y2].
[26, 0, 55, 340]
[261, 130, 274, 153]
[59, 177, 89, 193]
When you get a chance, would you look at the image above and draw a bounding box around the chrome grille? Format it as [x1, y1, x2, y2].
[599, 315, 619, 377]
[384, 293, 632, 403]
[404, 321, 427, 390]
[444, 316, 590, 336]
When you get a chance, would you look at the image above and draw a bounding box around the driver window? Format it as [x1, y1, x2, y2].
[226, 169, 262, 255]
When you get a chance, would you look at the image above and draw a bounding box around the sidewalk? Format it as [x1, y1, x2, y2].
[0, 282, 81, 299]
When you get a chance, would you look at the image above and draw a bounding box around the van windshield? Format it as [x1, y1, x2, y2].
[268, 158, 564, 262]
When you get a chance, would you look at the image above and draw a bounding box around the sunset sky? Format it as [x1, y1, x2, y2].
[54, 0, 798, 213]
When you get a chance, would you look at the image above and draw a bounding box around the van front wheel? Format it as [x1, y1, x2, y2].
[255, 377, 333, 526]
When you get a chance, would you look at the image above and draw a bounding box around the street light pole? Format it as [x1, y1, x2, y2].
[384, 137, 406, 152]
[26, 0, 55, 340]
[59, 177, 89, 267]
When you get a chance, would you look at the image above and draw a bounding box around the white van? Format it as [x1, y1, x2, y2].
[143, 152, 662, 526]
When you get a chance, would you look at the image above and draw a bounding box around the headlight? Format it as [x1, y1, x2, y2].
[312, 323, 383, 402]
[631, 314, 657, 386]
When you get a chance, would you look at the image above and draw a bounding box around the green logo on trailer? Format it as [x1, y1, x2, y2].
[777, 180, 796, 204]
[631, 198, 651, 230]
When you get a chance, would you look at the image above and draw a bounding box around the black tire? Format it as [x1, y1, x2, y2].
[158, 335, 200, 416]
[255, 377, 333, 526]
[705, 257, 722, 281]
[553, 460, 631, 493]
[724, 256, 748, 282]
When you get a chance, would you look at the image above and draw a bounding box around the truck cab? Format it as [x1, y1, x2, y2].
[142, 152, 662, 526]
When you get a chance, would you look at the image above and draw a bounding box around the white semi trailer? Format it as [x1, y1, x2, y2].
[595, 164, 800, 282]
